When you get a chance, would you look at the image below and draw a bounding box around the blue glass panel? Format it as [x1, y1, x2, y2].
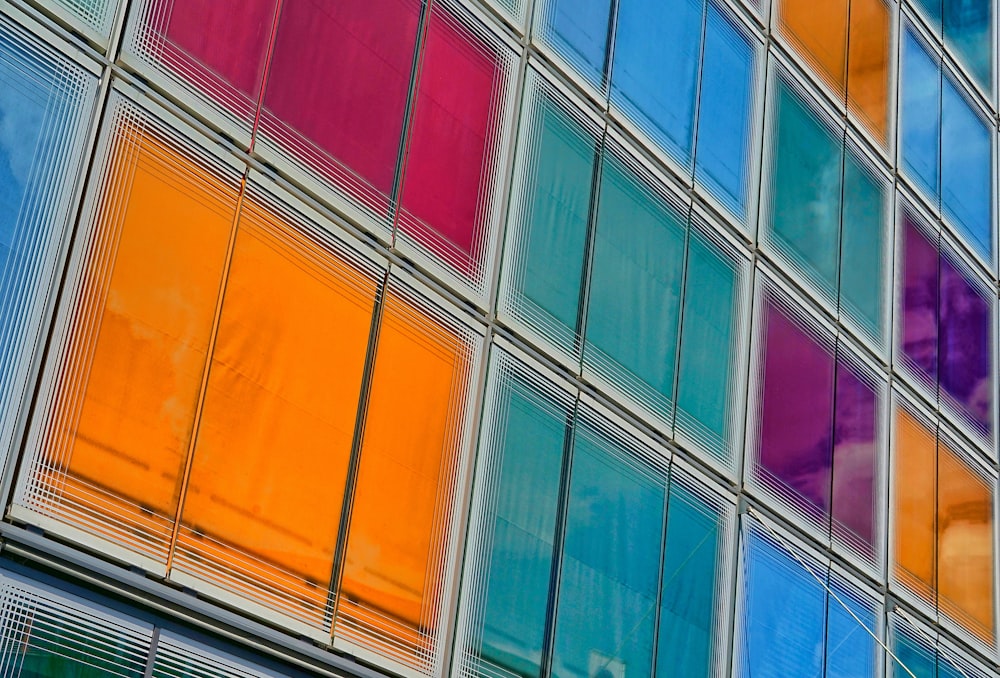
[544, 0, 614, 87]
[611, 0, 703, 162]
[901, 29, 941, 201]
[695, 0, 756, 218]
[944, 0, 992, 91]
[552, 423, 665, 678]
[914, 0, 944, 32]
[825, 582, 878, 678]
[941, 76, 991, 259]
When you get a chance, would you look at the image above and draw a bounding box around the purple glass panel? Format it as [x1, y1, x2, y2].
[758, 300, 836, 520]
[900, 214, 939, 386]
[939, 253, 992, 437]
[831, 361, 878, 554]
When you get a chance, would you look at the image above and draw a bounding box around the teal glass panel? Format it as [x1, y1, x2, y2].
[675, 229, 741, 461]
[696, 0, 757, 219]
[584, 151, 686, 414]
[655, 482, 722, 678]
[769, 76, 843, 301]
[944, 0, 992, 91]
[7, 619, 142, 677]
[477, 379, 567, 677]
[892, 632, 935, 678]
[515, 94, 596, 342]
[840, 151, 886, 344]
[611, 0, 703, 163]
[914, 0, 944, 32]
[941, 75, 991, 259]
[551, 423, 666, 678]
[901, 29, 941, 201]
[825, 582, 878, 678]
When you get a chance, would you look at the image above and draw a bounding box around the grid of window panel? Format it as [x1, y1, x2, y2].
[0, 0, 999, 676]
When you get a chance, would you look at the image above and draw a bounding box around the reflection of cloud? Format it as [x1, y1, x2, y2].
[0, 93, 45, 189]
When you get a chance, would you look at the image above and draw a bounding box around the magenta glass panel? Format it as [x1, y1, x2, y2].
[900, 214, 939, 387]
[161, 0, 277, 102]
[262, 0, 421, 201]
[758, 300, 836, 520]
[939, 253, 992, 437]
[831, 361, 878, 553]
[399, 7, 505, 270]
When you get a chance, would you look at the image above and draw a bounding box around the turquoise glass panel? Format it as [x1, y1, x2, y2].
[696, 0, 756, 219]
[944, 0, 992, 91]
[825, 583, 878, 678]
[543, 0, 614, 87]
[584, 151, 686, 412]
[8, 619, 142, 677]
[901, 29, 941, 201]
[892, 632, 936, 678]
[769, 76, 843, 301]
[675, 229, 740, 460]
[516, 95, 596, 341]
[611, 0, 703, 162]
[655, 482, 722, 678]
[941, 75, 991, 259]
[840, 151, 886, 344]
[551, 423, 666, 678]
[477, 380, 567, 677]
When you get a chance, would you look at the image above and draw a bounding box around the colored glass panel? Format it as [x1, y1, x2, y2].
[944, 0, 993, 91]
[541, 0, 614, 88]
[611, 0, 702, 162]
[900, 214, 939, 389]
[695, 1, 757, 218]
[840, 152, 887, 344]
[901, 29, 941, 200]
[51, 0, 117, 37]
[892, 630, 936, 678]
[825, 582, 878, 678]
[778, 0, 848, 94]
[941, 76, 991, 259]
[847, 0, 890, 144]
[893, 407, 937, 599]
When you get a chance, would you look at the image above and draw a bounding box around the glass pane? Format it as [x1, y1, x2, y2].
[767, 76, 843, 302]
[900, 29, 941, 200]
[49, 0, 118, 38]
[777, 0, 848, 93]
[610, 0, 702, 163]
[943, 0, 993, 92]
[899, 213, 940, 390]
[476, 375, 567, 677]
[176, 199, 378, 629]
[840, 150, 887, 345]
[893, 407, 937, 600]
[825, 580, 878, 678]
[891, 628, 936, 678]
[551, 422, 665, 678]
[847, 0, 891, 144]
[539, 0, 614, 88]
[940, 76, 991, 260]
[584, 150, 686, 420]
[695, 0, 757, 219]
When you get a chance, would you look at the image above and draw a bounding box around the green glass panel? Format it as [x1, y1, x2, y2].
[9, 618, 141, 677]
[584, 152, 685, 409]
[655, 482, 721, 678]
[518, 96, 597, 342]
[675, 230, 739, 459]
[551, 422, 666, 678]
[840, 150, 886, 344]
[478, 379, 567, 677]
[769, 77, 843, 301]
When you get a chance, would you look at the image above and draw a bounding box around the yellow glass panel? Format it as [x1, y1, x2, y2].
[176, 200, 377, 623]
[938, 443, 995, 642]
[847, 0, 890, 144]
[893, 407, 937, 601]
[43, 121, 237, 561]
[779, 0, 848, 95]
[338, 286, 469, 655]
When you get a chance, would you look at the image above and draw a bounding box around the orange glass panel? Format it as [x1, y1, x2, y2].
[893, 407, 937, 600]
[938, 443, 995, 641]
[40, 120, 237, 562]
[847, 0, 890, 144]
[338, 287, 470, 658]
[176, 201, 378, 625]
[778, 0, 848, 95]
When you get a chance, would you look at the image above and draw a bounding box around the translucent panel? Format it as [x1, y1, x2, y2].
[940, 76, 991, 260]
[397, 6, 512, 285]
[259, 0, 421, 215]
[754, 297, 836, 523]
[900, 29, 941, 200]
[893, 406, 937, 600]
[124, 0, 277, 137]
[45, 0, 119, 39]
[695, 1, 757, 219]
[847, 0, 891, 144]
[16, 98, 240, 567]
[610, 0, 702, 163]
[174, 198, 379, 630]
[500, 76, 597, 352]
[584, 149, 686, 423]
[943, 0, 993, 92]
[891, 628, 936, 678]
[0, 24, 96, 460]
[938, 251, 992, 439]
[538, 0, 614, 88]
[825, 580, 879, 678]
[840, 151, 887, 346]
[551, 421, 666, 678]
[914, 0, 944, 32]
[473, 373, 567, 677]
[777, 0, 848, 94]
[899, 214, 939, 390]
[739, 528, 826, 678]
[675, 227, 746, 465]
[766, 76, 843, 302]
[937, 443, 995, 641]
[337, 286, 474, 668]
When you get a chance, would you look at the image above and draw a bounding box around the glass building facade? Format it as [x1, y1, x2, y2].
[0, 0, 995, 676]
